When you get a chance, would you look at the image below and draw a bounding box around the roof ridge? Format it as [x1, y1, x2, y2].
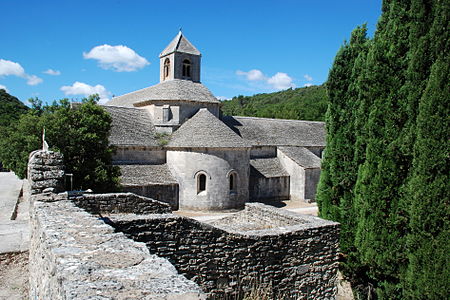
[230, 115, 325, 124]
[168, 109, 250, 148]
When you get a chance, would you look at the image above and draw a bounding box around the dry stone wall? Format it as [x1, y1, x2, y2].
[111, 203, 340, 299]
[71, 192, 172, 215]
[27, 150, 64, 194]
[29, 196, 206, 300]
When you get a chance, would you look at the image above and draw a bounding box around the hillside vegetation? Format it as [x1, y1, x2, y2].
[221, 85, 327, 121]
[317, 0, 449, 298]
[0, 89, 29, 127]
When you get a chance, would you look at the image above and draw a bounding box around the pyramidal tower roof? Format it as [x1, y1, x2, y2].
[168, 109, 251, 148]
[160, 31, 201, 57]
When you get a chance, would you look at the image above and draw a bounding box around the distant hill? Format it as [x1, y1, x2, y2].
[221, 84, 328, 121]
[0, 89, 28, 127]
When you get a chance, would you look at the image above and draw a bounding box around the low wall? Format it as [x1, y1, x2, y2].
[27, 150, 64, 195]
[29, 195, 205, 300]
[122, 184, 179, 210]
[70, 192, 172, 215]
[111, 203, 340, 299]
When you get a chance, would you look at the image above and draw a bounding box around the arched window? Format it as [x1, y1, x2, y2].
[182, 59, 191, 77]
[229, 172, 237, 193]
[197, 173, 206, 194]
[163, 58, 170, 79]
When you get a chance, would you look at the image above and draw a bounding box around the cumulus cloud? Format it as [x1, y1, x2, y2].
[0, 84, 8, 92]
[237, 68, 295, 90]
[267, 72, 295, 90]
[60, 81, 110, 104]
[236, 69, 266, 81]
[0, 59, 25, 77]
[43, 69, 61, 76]
[83, 44, 149, 72]
[304, 74, 313, 81]
[303, 83, 313, 87]
[0, 59, 43, 85]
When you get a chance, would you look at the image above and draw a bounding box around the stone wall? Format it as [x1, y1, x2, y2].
[304, 168, 321, 201]
[27, 150, 64, 195]
[29, 196, 205, 300]
[167, 148, 250, 210]
[249, 176, 290, 202]
[122, 184, 179, 209]
[70, 192, 172, 215]
[113, 147, 166, 164]
[111, 203, 340, 299]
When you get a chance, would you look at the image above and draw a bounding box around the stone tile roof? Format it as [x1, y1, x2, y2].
[278, 146, 321, 168]
[105, 79, 219, 107]
[160, 31, 201, 57]
[102, 106, 158, 147]
[168, 109, 251, 148]
[223, 116, 325, 147]
[250, 157, 289, 178]
[119, 164, 178, 186]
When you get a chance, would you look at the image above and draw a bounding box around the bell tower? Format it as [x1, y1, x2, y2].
[159, 31, 201, 83]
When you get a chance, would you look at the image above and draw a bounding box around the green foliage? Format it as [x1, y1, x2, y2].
[221, 85, 328, 121]
[316, 25, 370, 283]
[403, 1, 450, 296]
[0, 95, 120, 192]
[0, 89, 28, 127]
[319, 0, 449, 298]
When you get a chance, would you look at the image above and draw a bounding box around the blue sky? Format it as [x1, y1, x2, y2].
[0, 0, 382, 105]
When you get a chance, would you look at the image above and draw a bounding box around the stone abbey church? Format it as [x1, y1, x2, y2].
[104, 32, 325, 210]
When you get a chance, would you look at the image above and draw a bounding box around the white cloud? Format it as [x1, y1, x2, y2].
[0, 84, 8, 92]
[0, 59, 43, 86]
[0, 59, 25, 77]
[43, 69, 61, 76]
[26, 75, 43, 86]
[216, 96, 230, 101]
[267, 72, 295, 90]
[237, 68, 295, 90]
[83, 44, 149, 72]
[304, 74, 313, 81]
[236, 69, 266, 81]
[304, 83, 313, 87]
[60, 81, 110, 103]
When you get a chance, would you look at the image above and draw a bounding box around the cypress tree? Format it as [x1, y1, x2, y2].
[404, 1, 450, 297]
[353, 0, 412, 297]
[317, 26, 370, 277]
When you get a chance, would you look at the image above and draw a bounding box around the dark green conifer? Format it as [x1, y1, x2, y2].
[404, 0, 449, 297]
[353, 0, 412, 297]
[317, 26, 369, 268]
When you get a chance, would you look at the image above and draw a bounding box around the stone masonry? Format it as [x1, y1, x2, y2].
[29, 197, 206, 299]
[27, 149, 340, 299]
[27, 150, 64, 195]
[111, 203, 340, 299]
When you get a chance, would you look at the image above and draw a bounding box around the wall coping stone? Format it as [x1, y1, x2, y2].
[29, 197, 205, 299]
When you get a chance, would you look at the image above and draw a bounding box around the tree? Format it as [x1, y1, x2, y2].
[353, 0, 412, 296]
[0, 95, 120, 192]
[319, 0, 449, 298]
[403, 1, 450, 297]
[221, 85, 328, 121]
